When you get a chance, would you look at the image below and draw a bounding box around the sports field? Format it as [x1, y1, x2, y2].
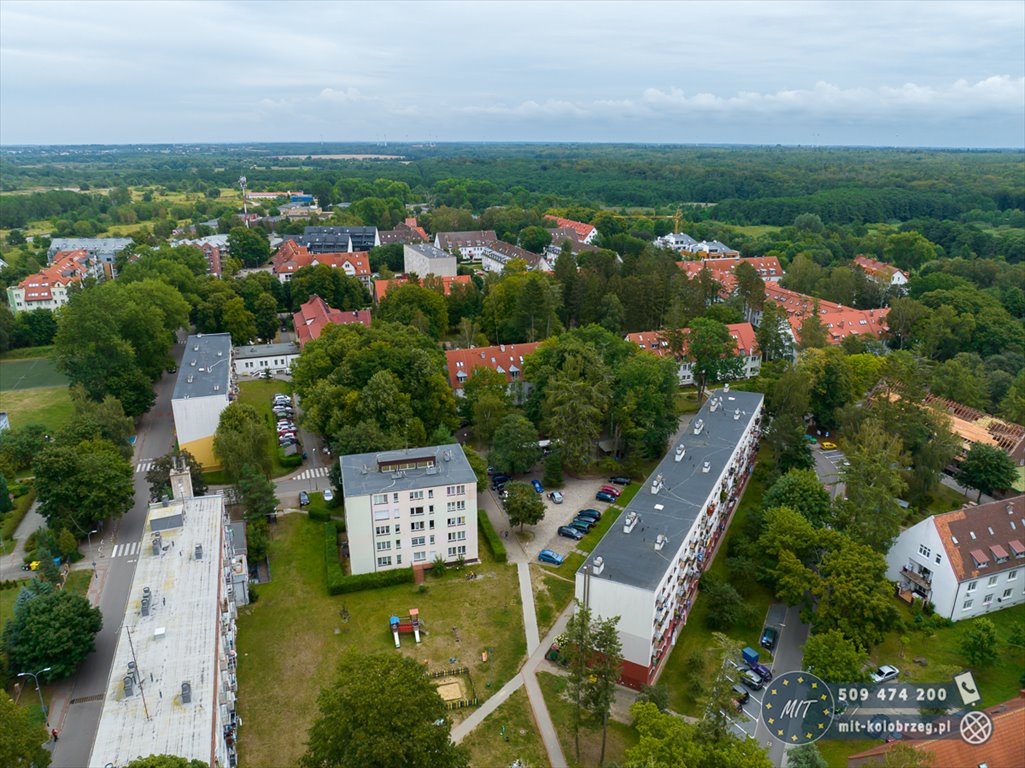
[0, 356, 68, 391]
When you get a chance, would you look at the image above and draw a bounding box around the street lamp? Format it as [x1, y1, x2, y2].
[87, 528, 98, 550]
[17, 667, 52, 724]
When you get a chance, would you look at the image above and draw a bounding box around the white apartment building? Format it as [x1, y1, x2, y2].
[624, 322, 762, 387]
[171, 333, 235, 469]
[232, 342, 300, 377]
[340, 444, 479, 576]
[403, 243, 458, 278]
[576, 389, 764, 689]
[886, 497, 1025, 621]
[89, 462, 245, 768]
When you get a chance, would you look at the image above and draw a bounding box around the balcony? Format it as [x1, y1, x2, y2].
[900, 566, 933, 592]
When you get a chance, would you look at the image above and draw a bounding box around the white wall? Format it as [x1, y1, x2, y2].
[346, 495, 375, 576]
[577, 574, 655, 669]
[172, 394, 229, 446]
[233, 353, 298, 377]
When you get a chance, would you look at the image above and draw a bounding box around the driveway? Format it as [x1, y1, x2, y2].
[812, 445, 847, 500]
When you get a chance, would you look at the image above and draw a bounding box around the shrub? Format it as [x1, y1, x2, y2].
[277, 448, 302, 468]
[307, 506, 332, 523]
[477, 509, 507, 563]
[431, 555, 448, 577]
[323, 521, 415, 595]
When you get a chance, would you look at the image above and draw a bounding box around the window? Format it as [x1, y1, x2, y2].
[988, 575, 998, 587]
[429, 535, 435, 545]
[396, 555, 402, 565]
[447, 516, 466, 527]
[447, 501, 466, 513]
[394, 524, 400, 533]
[411, 536, 425, 547]
[428, 490, 434, 499]
[983, 594, 993, 605]
[410, 521, 425, 532]
[447, 485, 466, 497]
[376, 541, 391, 552]
[935, 554, 941, 564]
[429, 520, 435, 530]
[392, 493, 399, 502]
[918, 544, 931, 558]
[448, 531, 466, 542]
[372, 494, 387, 505]
[413, 551, 426, 563]
[967, 580, 977, 592]
[374, 525, 390, 536]
[410, 490, 424, 501]
[962, 599, 973, 610]
[1002, 589, 1013, 599]
[448, 545, 467, 557]
[410, 506, 425, 517]
[377, 556, 392, 567]
[1009, 570, 1019, 581]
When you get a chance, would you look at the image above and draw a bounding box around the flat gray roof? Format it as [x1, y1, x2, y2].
[406, 243, 453, 260]
[172, 333, 233, 400]
[580, 388, 763, 592]
[233, 342, 299, 359]
[340, 443, 476, 498]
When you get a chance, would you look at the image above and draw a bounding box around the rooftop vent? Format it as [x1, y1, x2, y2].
[734, 409, 741, 421]
[693, 419, 704, 435]
[360, 464, 369, 475]
[141, 596, 150, 617]
[674, 445, 686, 462]
[710, 398, 720, 413]
[654, 533, 668, 552]
[702, 461, 711, 474]
[194, 544, 203, 560]
[592, 556, 605, 575]
[724, 383, 730, 393]
[152, 533, 162, 555]
[650, 473, 665, 495]
[192, 344, 199, 351]
[623, 510, 639, 534]
[181, 681, 192, 704]
[443, 450, 452, 462]
[123, 675, 135, 697]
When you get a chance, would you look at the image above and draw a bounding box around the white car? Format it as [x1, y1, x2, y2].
[870, 665, 900, 683]
[323, 488, 334, 502]
[547, 491, 564, 504]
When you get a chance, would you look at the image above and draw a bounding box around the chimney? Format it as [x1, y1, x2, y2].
[169, 455, 193, 500]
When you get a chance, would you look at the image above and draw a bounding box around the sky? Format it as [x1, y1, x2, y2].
[1, 0, 1023, 147]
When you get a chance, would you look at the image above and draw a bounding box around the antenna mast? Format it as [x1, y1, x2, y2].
[239, 175, 248, 228]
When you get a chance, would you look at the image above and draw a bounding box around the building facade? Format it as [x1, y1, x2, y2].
[6, 249, 104, 314]
[339, 444, 479, 576]
[434, 230, 498, 259]
[885, 497, 1025, 621]
[47, 236, 133, 265]
[575, 389, 764, 688]
[232, 342, 300, 377]
[403, 243, 458, 278]
[88, 464, 244, 768]
[624, 323, 762, 386]
[293, 294, 371, 347]
[444, 342, 541, 398]
[171, 333, 235, 468]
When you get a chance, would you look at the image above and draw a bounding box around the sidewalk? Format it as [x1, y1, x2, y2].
[0, 501, 46, 582]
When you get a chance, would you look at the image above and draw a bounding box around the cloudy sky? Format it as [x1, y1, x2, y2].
[2, 0, 1023, 147]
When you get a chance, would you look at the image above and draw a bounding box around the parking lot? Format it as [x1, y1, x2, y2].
[814, 445, 848, 499]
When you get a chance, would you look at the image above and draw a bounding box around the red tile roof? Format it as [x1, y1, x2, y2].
[292, 295, 371, 348]
[373, 274, 473, 303]
[435, 231, 498, 250]
[272, 241, 370, 278]
[625, 322, 759, 359]
[933, 497, 1025, 582]
[676, 256, 785, 288]
[853, 254, 907, 282]
[847, 691, 1025, 768]
[444, 342, 541, 390]
[544, 216, 597, 242]
[17, 249, 96, 302]
[764, 284, 889, 345]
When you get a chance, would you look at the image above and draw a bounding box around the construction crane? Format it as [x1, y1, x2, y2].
[610, 207, 684, 232]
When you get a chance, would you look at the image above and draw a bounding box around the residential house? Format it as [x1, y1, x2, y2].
[289, 226, 380, 253]
[655, 232, 699, 250]
[480, 240, 553, 273]
[576, 389, 764, 688]
[271, 240, 371, 287]
[6, 249, 104, 314]
[292, 294, 371, 348]
[232, 342, 300, 377]
[279, 201, 323, 220]
[339, 444, 479, 575]
[853, 254, 909, 290]
[88, 461, 245, 768]
[373, 274, 473, 304]
[885, 497, 1025, 621]
[544, 216, 598, 244]
[680, 239, 741, 258]
[171, 234, 229, 278]
[544, 228, 602, 261]
[444, 342, 541, 398]
[379, 218, 429, 245]
[754, 284, 889, 347]
[625, 322, 762, 385]
[676, 256, 785, 290]
[403, 243, 457, 278]
[434, 230, 498, 259]
[47, 236, 133, 266]
[171, 333, 235, 469]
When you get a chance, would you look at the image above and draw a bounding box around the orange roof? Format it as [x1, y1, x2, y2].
[445, 342, 541, 390]
[853, 254, 907, 282]
[17, 249, 96, 302]
[931, 497, 1025, 582]
[404, 217, 429, 240]
[545, 216, 597, 242]
[677, 256, 785, 284]
[374, 274, 473, 303]
[292, 295, 371, 348]
[764, 284, 888, 345]
[848, 691, 1025, 768]
[272, 242, 370, 278]
[625, 322, 759, 359]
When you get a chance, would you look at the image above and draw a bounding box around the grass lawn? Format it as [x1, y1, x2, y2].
[461, 687, 547, 768]
[0, 585, 19, 634]
[236, 514, 526, 768]
[659, 449, 777, 715]
[302, 491, 340, 519]
[903, 483, 968, 526]
[64, 568, 93, 596]
[1, 488, 36, 550]
[675, 388, 701, 415]
[0, 385, 74, 431]
[731, 224, 782, 237]
[537, 671, 638, 768]
[0, 345, 55, 361]
[553, 551, 586, 580]
[816, 738, 878, 768]
[0, 356, 68, 390]
[236, 379, 296, 478]
[869, 602, 1025, 708]
[532, 567, 576, 637]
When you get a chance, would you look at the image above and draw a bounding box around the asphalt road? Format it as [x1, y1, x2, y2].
[51, 342, 183, 768]
[812, 444, 847, 500]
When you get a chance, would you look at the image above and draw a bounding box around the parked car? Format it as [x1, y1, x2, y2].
[740, 670, 764, 690]
[298, 491, 310, 506]
[547, 491, 564, 504]
[577, 508, 602, 522]
[486, 465, 496, 475]
[609, 476, 631, 485]
[748, 662, 773, 682]
[531, 479, 544, 493]
[760, 626, 779, 650]
[571, 516, 596, 531]
[595, 491, 616, 503]
[279, 438, 297, 447]
[538, 549, 565, 566]
[567, 519, 592, 534]
[731, 684, 750, 709]
[598, 484, 621, 497]
[323, 488, 334, 502]
[870, 665, 900, 684]
[491, 474, 511, 488]
[557, 525, 585, 540]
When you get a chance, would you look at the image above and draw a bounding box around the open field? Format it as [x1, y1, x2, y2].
[0, 385, 74, 431]
[235, 514, 526, 768]
[0, 356, 67, 390]
[461, 687, 547, 768]
[236, 379, 297, 478]
[532, 567, 575, 637]
[731, 224, 782, 237]
[0, 345, 56, 361]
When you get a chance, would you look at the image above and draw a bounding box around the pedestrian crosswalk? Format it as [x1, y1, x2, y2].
[293, 466, 329, 480]
[111, 541, 141, 558]
[136, 460, 154, 474]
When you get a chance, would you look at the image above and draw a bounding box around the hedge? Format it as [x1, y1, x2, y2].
[323, 522, 414, 595]
[477, 508, 507, 563]
[277, 448, 303, 468]
[307, 506, 332, 523]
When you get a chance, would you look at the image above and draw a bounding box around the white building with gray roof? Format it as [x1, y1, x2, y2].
[576, 387, 764, 689]
[47, 236, 134, 264]
[340, 444, 478, 575]
[171, 333, 235, 469]
[403, 243, 457, 278]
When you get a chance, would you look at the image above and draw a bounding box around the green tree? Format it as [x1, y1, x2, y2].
[213, 403, 271, 483]
[610, 353, 678, 460]
[563, 602, 593, 761]
[836, 419, 907, 551]
[288, 264, 370, 312]
[543, 371, 609, 472]
[788, 744, 828, 768]
[959, 618, 999, 667]
[60, 388, 135, 460]
[802, 629, 870, 683]
[701, 576, 751, 631]
[956, 442, 1017, 501]
[0, 472, 12, 515]
[686, 317, 745, 402]
[236, 464, 276, 560]
[228, 226, 270, 267]
[0, 689, 51, 768]
[2, 590, 103, 680]
[253, 292, 279, 341]
[144, 450, 208, 501]
[542, 449, 564, 487]
[813, 538, 900, 648]
[627, 701, 773, 767]
[584, 614, 623, 767]
[503, 481, 545, 531]
[377, 283, 449, 338]
[756, 301, 791, 361]
[518, 225, 552, 253]
[763, 469, 833, 527]
[765, 367, 814, 472]
[33, 438, 134, 534]
[458, 366, 510, 424]
[300, 653, 468, 768]
[999, 370, 1025, 424]
[798, 302, 828, 349]
[735, 261, 766, 318]
[125, 756, 209, 768]
[489, 414, 541, 475]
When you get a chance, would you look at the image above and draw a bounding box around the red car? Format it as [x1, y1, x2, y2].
[599, 485, 621, 497]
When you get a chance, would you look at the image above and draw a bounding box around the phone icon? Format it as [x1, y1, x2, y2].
[954, 672, 981, 705]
